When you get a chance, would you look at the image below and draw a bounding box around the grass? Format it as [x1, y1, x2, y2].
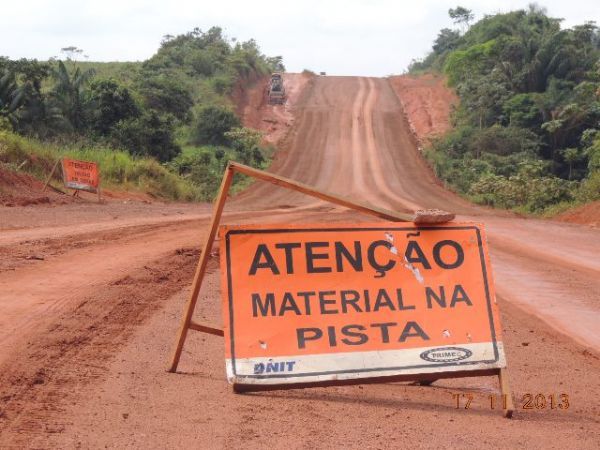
[0, 131, 201, 201]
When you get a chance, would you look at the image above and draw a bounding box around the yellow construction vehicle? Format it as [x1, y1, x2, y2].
[267, 73, 286, 105]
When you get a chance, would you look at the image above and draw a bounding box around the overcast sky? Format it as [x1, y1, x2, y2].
[2, 0, 598, 76]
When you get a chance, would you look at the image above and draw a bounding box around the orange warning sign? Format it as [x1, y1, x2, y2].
[220, 222, 506, 386]
[62, 158, 99, 192]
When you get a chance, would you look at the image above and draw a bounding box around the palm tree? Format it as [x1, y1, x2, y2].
[0, 69, 24, 128]
[51, 60, 95, 131]
[561, 147, 582, 180]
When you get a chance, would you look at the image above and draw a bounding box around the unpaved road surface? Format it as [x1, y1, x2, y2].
[0, 75, 598, 448]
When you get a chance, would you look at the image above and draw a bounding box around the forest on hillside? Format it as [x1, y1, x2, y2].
[0, 27, 284, 199]
[410, 5, 599, 213]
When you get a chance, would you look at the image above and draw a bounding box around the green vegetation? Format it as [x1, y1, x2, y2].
[0, 131, 200, 200]
[0, 27, 284, 200]
[169, 128, 273, 200]
[410, 5, 599, 214]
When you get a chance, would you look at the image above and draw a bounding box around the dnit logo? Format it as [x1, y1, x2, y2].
[253, 360, 297, 375]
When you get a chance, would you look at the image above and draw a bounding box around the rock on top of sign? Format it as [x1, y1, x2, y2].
[412, 209, 455, 224]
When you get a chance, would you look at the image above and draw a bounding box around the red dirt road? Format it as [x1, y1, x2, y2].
[0, 75, 599, 448]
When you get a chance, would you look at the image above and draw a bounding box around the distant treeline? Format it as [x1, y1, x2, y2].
[410, 5, 599, 213]
[0, 27, 284, 198]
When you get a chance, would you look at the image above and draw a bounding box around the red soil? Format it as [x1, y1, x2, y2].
[388, 73, 458, 148]
[0, 167, 62, 207]
[556, 201, 600, 228]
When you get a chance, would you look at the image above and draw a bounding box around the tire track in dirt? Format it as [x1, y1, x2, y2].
[350, 77, 368, 194]
[363, 77, 423, 211]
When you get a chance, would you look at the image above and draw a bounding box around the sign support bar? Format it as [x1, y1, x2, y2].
[168, 163, 234, 372]
[42, 159, 60, 193]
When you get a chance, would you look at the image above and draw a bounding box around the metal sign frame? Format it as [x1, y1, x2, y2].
[42, 158, 102, 202]
[167, 161, 514, 418]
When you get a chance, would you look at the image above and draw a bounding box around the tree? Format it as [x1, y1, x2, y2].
[449, 6, 474, 32]
[112, 111, 180, 162]
[433, 28, 461, 54]
[0, 70, 24, 129]
[560, 148, 583, 180]
[503, 93, 544, 128]
[0, 60, 62, 135]
[138, 75, 193, 122]
[469, 125, 540, 158]
[0, 58, 68, 137]
[51, 60, 95, 131]
[88, 79, 139, 135]
[266, 56, 285, 72]
[60, 46, 84, 61]
[193, 105, 240, 146]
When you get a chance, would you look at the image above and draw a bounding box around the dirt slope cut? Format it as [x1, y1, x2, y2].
[388, 73, 458, 147]
[556, 201, 600, 227]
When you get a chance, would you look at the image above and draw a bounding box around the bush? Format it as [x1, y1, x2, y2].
[577, 170, 600, 202]
[224, 127, 265, 166]
[469, 173, 576, 212]
[211, 75, 234, 95]
[169, 145, 228, 200]
[193, 105, 240, 146]
[112, 111, 180, 162]
[468, 125, 540, 157]
[87, 79, 140, 135]
[138, 74, 194, 122]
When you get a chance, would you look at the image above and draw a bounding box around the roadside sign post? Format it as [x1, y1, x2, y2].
[42, 159, 61, 193]
[58, 158, 102, 202]
[168, 162, 514, 418]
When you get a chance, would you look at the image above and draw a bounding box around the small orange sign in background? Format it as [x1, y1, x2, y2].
[62, 158, 99, 192]
[220, 222, 506, 386]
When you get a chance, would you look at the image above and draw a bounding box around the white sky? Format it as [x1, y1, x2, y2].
[2, 0, 598, 76]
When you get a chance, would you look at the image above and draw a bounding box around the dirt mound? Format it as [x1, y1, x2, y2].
[388, 73, 458, 148]
[555, 201, 600, 227]
[0, 166, 69, 207]
[232, 72, 314, 145]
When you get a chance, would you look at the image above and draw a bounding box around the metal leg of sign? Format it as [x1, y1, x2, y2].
[498, 368, 515, 418]
[167, 165, 234, 373]
[234, 370, 514, 418]
[42, 160, 60, 192]
[188, 321, 224, 336]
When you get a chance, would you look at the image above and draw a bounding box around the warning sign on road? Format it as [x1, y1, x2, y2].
[62, 158, 99, 192]
[220, 222, 506, 386]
